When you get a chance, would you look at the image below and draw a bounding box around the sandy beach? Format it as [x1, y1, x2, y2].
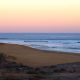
[0, 43, 80, 67]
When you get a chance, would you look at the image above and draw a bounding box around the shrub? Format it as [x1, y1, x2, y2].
[0, 53, 6, 62]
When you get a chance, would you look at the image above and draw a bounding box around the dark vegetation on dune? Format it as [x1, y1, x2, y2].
[0, 53, 80, 80]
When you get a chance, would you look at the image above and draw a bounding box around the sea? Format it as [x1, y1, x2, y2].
[0, 33, 80, 53]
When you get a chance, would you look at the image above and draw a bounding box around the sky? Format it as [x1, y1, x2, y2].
[0, 0, 80, 33]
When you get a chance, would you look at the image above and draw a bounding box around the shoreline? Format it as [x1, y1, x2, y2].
[0, 39, 80, 53]
[0, 43, 80, 67]
[0, 42, 80, 54]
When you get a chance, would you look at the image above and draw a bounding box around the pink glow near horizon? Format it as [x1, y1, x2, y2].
[0, 0, 80, 32]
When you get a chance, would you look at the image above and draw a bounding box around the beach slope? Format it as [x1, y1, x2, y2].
[0, 43, 80, 67]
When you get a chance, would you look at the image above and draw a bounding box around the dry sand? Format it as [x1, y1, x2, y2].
[0, 43, 80, 67]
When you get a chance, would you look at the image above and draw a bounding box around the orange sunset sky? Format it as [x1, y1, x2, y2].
[0, 0, 80, 33]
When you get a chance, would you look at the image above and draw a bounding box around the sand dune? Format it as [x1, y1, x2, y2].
[0, 43, 80, 67]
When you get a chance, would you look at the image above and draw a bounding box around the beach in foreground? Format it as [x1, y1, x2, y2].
[0, 43, 80, 67]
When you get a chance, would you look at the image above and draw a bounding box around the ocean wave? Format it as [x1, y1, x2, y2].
[0, 38, 10, 40]
[0, 38, 15, 40]
[77, 42, 80, 43]
[24, 40, 48, 42]
[60, 46, 80, 50]
[30, 44, 49, 48]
